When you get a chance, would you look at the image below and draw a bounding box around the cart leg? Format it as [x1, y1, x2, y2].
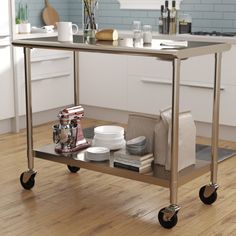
[74, 51, 80, 106]
[20, 47, 37, 190]
[158, 58, 181, 229]
[211, 52, 222, 185]
[199, 52, 222, 204]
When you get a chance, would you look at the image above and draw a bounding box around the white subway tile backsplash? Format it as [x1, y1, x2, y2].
[19, 0, 236, 32]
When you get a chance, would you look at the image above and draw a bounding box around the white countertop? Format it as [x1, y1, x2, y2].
[13, 30, 236, 44]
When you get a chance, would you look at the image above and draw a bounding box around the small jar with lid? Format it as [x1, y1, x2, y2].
[179, 13, 192, 34]
[143, 25, 152, 44]
[133, 20, 142, 40]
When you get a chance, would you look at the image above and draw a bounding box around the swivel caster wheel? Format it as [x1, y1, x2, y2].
[158, 205, 179, 229]
[199, 185, 218, 205]
[67, 165, 80, 173]
[20, 171, 37, 190]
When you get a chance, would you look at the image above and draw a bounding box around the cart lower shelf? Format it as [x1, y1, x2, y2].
[34, 144, 211, 188]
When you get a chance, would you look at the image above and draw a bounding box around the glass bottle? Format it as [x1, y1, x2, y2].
[163, 0, 170, 34]
[82, 0, 98, 39]
[158, 5, 164, 34]
[169, 0, 177, 34]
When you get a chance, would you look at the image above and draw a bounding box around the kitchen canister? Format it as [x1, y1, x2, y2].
[143, 25, 152, 44]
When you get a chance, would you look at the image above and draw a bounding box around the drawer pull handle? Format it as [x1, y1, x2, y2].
[0, 44, 10, 47]
[31, 56, 70, 63]
[32, 73, 71, 82]
[0, 34, 10, 38]
[141, 78, 225, 91]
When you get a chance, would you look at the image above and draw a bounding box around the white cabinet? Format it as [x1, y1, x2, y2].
[181, 55, 214, 84]
[0, 0, 10, 36]
[16, 48, 74, 115]
[127, 75, 172, 114]
[79, 48, 236, 126]
[0, 45, 14, 119]
[127, 56, 172, 79]
[221, 45, 236, 86]
[79, 52, 127, 110]
[127, 55, 216, 123]
[127, 56, 172, 114]
[126, 52, 236, 125]
[0, 0, 14, 121]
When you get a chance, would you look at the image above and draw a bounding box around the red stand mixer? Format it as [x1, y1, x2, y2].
[53, 105, 91, 153]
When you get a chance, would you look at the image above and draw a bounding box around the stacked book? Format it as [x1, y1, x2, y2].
[113, 149, 154, 174]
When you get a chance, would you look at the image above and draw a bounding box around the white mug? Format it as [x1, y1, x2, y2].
[57, 22, 79, 42]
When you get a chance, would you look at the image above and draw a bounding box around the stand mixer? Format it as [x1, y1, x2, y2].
[53, 105, 91, 153]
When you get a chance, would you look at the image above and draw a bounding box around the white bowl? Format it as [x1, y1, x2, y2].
[94, 125, 124, 139]
[94, 134, 124, 141]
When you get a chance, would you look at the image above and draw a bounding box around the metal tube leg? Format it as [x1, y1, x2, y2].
[170, 58, 181, 205]
[73, 51, 80, 106]
[211, 53, 222, 185]
[19, 47, 36, 190]
[24, 47, 34, 171]
[159, 58, 181, 224]
[198, 53, 222, 201]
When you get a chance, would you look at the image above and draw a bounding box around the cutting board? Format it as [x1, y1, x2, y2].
[42, 0, 59, 27]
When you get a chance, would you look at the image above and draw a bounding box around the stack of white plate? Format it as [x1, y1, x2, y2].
[92, 125, 125, 150]
[85, 147, 110, 161]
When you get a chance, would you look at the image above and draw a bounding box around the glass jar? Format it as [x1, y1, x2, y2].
[82, 0, 98, 39]
[133, 20, 142, 40]
[143, 25, 152, 44]
[179, 13, 192, 34]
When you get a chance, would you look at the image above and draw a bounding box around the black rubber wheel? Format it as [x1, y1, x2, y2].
[20, 172, 36, 190]
[67, 165, 80, 173]
[199, 186, 217, 205]
[158, 207, 178, 229]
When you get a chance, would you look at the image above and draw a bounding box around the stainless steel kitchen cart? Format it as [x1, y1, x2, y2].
[12, 36, 231, 229]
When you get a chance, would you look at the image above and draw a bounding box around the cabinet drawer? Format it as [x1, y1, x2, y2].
[221, 45, 236, 86]
[128, 54, 216, 85]
[127, 55, 172, 79]
[32, 76, 74, 113]
[79, 52, 127, 110]
[16, 47, 74, 115]
[31, 56, 72, 79]
[127, 76, 172, 114]
[181, 55, 215, 84]
[220, 85, 236, 126]
[0, 46, 14, 119]
[19, 75, 74, 114]
[31, 48, 71, 59]
[127, 75, 224, 123]
[183, 84, 236, 126]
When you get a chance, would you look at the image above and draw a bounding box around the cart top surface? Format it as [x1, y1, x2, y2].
[12, 35, 231, 59]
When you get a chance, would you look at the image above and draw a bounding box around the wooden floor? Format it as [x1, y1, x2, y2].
[0, 118, 235, 236]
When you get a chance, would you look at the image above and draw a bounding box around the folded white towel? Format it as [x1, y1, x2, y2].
[31, 25, 54, 33]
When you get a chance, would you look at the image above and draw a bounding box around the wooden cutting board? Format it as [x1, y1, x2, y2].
[42, 0, 59, 27]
